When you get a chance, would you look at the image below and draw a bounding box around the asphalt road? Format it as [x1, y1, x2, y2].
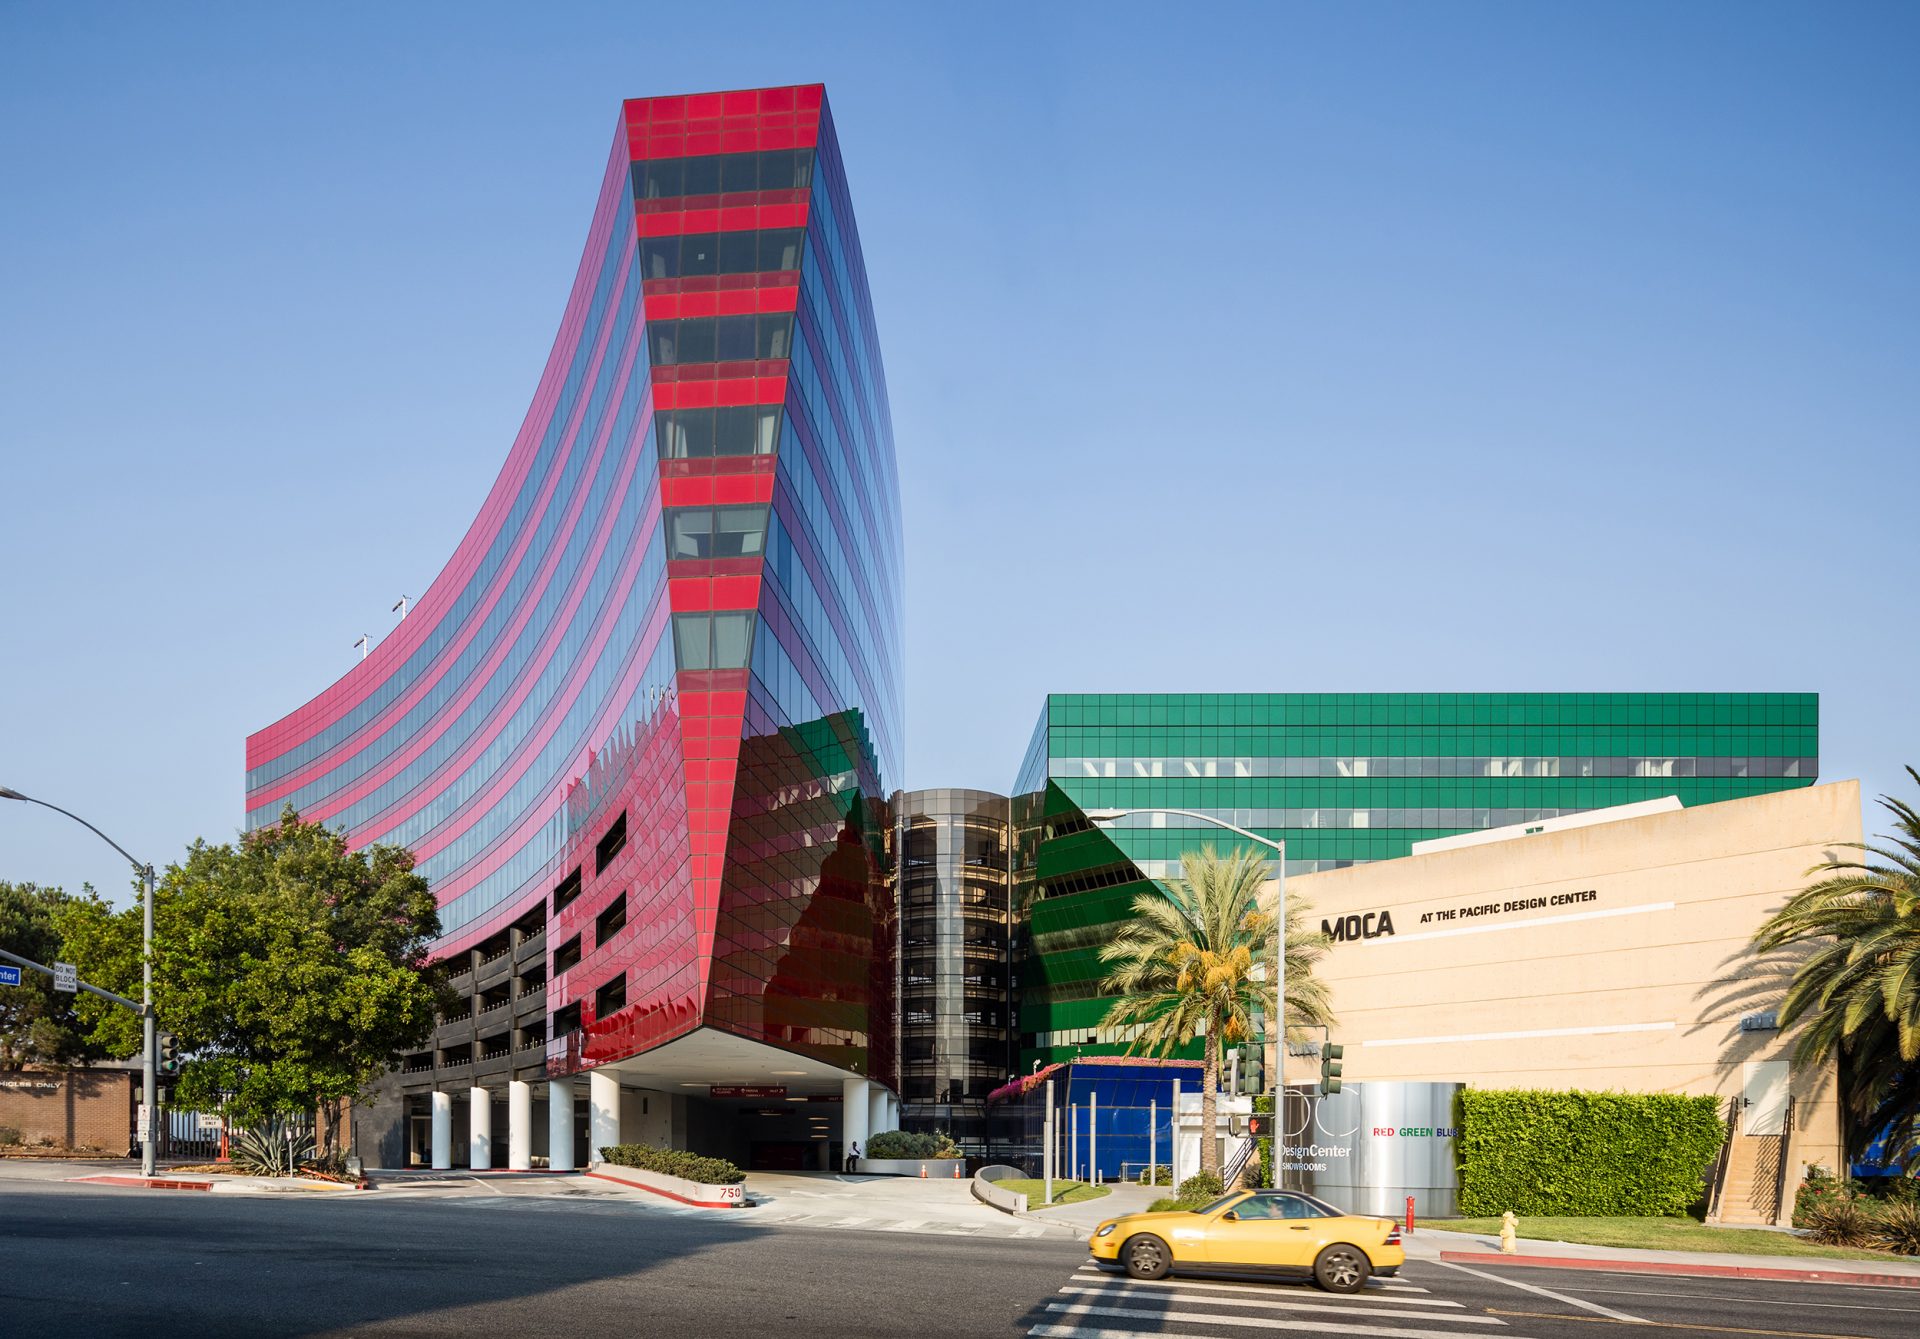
[5, 1174, 1920, 1339]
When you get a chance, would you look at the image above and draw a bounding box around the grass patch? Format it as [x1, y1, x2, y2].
[1000, 1179, 1111, 1207]
[1426, 1216, 1897, 1262]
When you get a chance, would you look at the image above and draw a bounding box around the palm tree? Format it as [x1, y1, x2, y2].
[1753, 766, 1920, 1161]
[1098, 844, 1333, 1177]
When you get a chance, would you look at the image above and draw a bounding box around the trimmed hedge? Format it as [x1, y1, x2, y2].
[599, 1142, 744, 1185]
[1458, 1089, 1725, 1216]
[865, 1129, 961, 1159]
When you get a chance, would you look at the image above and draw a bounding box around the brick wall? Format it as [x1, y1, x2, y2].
[0, 1069, 137, 1153]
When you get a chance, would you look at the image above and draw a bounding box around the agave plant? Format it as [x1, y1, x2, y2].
[229, 1117, 316, 1177]
[1877, 1201, 1920, 1257]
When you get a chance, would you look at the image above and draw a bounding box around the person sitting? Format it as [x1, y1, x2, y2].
[843, 1140, 861, 1174]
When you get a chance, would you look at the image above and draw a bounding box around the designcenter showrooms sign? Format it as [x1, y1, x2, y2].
[1278, 1082, 1462, 1218]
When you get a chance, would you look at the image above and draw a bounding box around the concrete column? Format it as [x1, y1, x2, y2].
[868, 1085, 888, 1140]
[887, 1093, 901, 1130]
[588, 1070, 621, 1164]
[430, 1090, 452, 1170]
[469, 1086, 492, 1170]
[507, 1079, 533, 1171]
[547, 1076, 575, 1171]
[841, 1077, 870, 1166]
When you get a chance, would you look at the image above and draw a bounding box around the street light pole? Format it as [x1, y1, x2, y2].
[0, 786, 160, 1176]
[1083, 806, 1286, 1181]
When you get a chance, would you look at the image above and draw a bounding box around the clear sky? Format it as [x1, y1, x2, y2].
[2, 2, 1915, 904]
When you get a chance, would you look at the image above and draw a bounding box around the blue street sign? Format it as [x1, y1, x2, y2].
[0, 965, 21, 987]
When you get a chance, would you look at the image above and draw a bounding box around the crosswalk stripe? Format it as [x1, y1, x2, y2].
[1070, 1270, 1460, 1307]
[879, 1220, 926, 1232]
[1039, 1301, 1526, 1339]
[1057, 1283, 1498, 1325]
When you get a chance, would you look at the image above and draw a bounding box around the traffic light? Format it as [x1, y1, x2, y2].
[1234, 1044, 1265, 1095]
[158, 1032, 181, 1076]
[1320, 1042, 1343, 1095]
[1245, 1113, 1268, 1139]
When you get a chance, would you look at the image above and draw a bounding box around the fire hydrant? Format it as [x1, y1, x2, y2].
[1499, 1210, 1519, 1254]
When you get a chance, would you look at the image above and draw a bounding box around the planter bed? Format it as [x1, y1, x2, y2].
[588, 1161, 746, 1208]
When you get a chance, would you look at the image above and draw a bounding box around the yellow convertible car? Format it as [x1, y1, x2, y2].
[1088, 1189, 1405, 1293]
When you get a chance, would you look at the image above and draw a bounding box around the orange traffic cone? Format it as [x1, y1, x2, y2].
[919, 1163, 927, 1178]
[952, 1162, 962, 1178]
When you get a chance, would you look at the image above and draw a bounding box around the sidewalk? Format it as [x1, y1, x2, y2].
[1405, 1224, 1920, 1288]
[1023, 1183, 1160, 1237]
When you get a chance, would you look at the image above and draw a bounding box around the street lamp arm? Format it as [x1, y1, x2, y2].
[1084, 806, 1284, 856]
[0, 787, 151, 876]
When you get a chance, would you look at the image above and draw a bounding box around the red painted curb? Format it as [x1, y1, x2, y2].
[584, 1168, 744, 1209]
[1439, 1250, 1920, 1290]
[71, 1175, 213, 1192]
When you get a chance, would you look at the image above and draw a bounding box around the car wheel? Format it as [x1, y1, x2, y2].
[1313, 1243, 1371, 1294]
[1121, 1233, 1172, 1280]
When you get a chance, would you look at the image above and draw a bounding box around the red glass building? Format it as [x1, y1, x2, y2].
[244, 85, 904, 1171]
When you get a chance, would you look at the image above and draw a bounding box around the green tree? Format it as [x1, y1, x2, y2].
[1753, 766, 1920, 1162]
[0, 881, 115, 1069]
[1097, 845, 1333, 1177]
[60, 808, 449, 1151]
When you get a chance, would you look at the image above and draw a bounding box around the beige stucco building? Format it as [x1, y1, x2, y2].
[1278, 780, 1861, 1223]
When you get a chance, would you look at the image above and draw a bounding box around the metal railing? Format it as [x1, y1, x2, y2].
[1704, 1094, 1739, 1222]
[1773, 1096, 1797, 1225]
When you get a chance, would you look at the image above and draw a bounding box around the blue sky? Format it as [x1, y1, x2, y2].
[2, 2, 1915, 903]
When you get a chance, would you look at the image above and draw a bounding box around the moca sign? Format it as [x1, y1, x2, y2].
[1322, 911, 1396, 942]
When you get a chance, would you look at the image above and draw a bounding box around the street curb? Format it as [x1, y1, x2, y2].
[70, 1174, 213, 1192]
[1439, 1250, 1920, 1290]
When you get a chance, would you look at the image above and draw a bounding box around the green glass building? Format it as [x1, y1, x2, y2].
[1011, 692, 1818, 1067]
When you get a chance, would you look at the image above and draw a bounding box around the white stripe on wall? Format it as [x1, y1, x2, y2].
[1370, 900, 1675, 945]
[1361, 1020, 1675, 1049]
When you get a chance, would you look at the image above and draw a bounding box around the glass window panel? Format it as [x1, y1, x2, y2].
[640, 237, 678, 280]
[712, 612, 754, 669]
[715, 314, 755, 361]
[758, 149, 796, 190]
[679, 234, 718, 275]
[757, 313, 792, 359]
[667, 508, 714, 559]
[672, 613, 712, 671]
[720, 152, 759, 192]
[714, 405, 757, 456]
[794, 149, 815, 191]
[676, 317, 715, 363]
[644, 158, 683, 199]
[712, 505, 767, 558]
[754, 406, 781, 454]
[649, 321, 680, 365]
[680, 155, 720, 197]
[760, 228, 801, 272]
[718, 231, 757, 274]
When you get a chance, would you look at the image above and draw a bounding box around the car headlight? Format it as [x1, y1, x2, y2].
[1094, 1222, 1117, 1238]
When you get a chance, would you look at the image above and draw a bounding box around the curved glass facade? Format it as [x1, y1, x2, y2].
[246, 84, 901, 1085]
[895, 789, 1013, 1154]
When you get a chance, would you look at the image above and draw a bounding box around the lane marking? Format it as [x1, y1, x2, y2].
[1436, 1259, 1649, 1325]
[1058, 1282, 1502, 1323]
[1485, 1310, 1878, 1339]
[1070, 1269, 1461, 1306]
[1043, 1300, 1521, 1338]
[1525, 1285, 1920, 1315]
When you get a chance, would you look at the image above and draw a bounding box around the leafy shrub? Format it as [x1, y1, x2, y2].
[1874, 1201, 1920, 1256]
[0, 1126, 22, 1146]
[1174, 1171, 1225, 1206]
[1801, 1196, 1879, 1249]
[1136, 1164, 1173, 1186]
[1457, 1089, 1725, 1216]
[229, 1118, 315, 1177]
[1147, 1196, 1180, 1212]
[599, 1142, 744, 1185]
[1793, 1167, 1864, 1228]
[865, 1129, 960, 1159]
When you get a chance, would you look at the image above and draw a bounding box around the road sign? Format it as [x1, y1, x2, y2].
[136, 1103, 155, 1142]
[710, 1085, 786, 1099]
[197, 1112, 222, 1133]
[53, 961, 77, 993]
[0, 965, 20, 987]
